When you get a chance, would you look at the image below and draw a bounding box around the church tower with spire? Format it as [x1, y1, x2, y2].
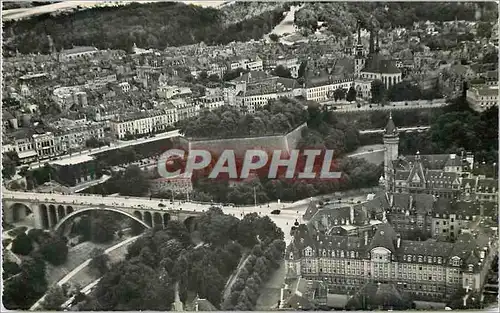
[354, 20, 366, 77]
[383, 112, 399, 190]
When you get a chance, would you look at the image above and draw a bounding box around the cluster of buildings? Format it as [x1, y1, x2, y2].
[2, 117, 106, 164]
[284, 114, 498, 309]
[2, 10, 497, 166]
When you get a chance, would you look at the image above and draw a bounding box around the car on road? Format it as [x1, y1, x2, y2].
[158, 203, 166, 207]
[368, 149, 374, 152]
[271, 209, 281, 215]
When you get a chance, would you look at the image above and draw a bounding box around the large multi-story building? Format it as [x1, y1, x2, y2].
[466, 85, 498, 112]
[303, 78, 354, 103]
[157, 85, 193, 100]
[196, 95, 225, 111]
[58, 46, 100, 62]
[170, 99, 199, 121]
[110, 108, 178, 139]
[286, 222, 497, 301]
[229, 56, 263, 71]
[235, 76, 299, 114]
[381, 114, 479, 199]
[461, 177, 498, 203]
[54, 122, 106, 152]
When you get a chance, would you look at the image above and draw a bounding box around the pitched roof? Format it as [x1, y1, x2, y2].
[346, 282, 413, 310]
[407, 154, 426, 184]
[384, 112, 397, 135]
[397, 240, 454, 260]
[368, 223, 398, 253]
[362, 53, 401, 74]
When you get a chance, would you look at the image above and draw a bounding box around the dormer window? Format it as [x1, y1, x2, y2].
[290, 252, 294, 259]
[322, 250, 327, 257]
[351, 251, 355, 258]
[438, 257, 442, 264]
[468, 264, 473, 272]
[418, 256, 423, 262]
[428, 256, 432, 263]
[452, 258, 460, 266]
[341, 251, 345, 258]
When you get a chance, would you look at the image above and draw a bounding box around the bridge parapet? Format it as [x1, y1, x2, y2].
[3, 196, 203, 231]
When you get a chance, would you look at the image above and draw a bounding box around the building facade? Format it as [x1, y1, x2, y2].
[466, 85, 498, 112]
[110, 108, 178, 139]
[286, 223, 497, 301]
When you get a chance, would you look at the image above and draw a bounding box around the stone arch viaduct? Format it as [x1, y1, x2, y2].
[3, 193, 201, 232]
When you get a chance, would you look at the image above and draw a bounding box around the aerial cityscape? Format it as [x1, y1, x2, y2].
[1, 0, 498, 311]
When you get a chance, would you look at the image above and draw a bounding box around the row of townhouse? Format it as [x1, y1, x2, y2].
[3, 122, 106, 163]
[109, 107, 179, 139]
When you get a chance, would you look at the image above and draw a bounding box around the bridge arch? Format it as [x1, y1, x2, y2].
[6, 202, 33, 223]
[53, 207, 151, 232]
[40, 204, 50, 229]
[143, 212, 152, 227]
[163, 213, 170, 226]
[57, 205, 66, 219]
[153, 212, 162, 227]
[48, 205, 57, 227]
[133, 211, 143, 221]
[184, 216, 197, 232]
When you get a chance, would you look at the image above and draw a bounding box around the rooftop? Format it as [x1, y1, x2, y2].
[62, 46, 98, 55]
[52, 155, 95, 166]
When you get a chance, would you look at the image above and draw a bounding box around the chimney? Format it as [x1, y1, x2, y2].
[396, 234, 401, 249]
[350, 206, 355, 224]
[364, 232, 369, 246]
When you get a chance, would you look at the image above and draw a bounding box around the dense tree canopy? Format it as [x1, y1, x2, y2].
[11, 232, 33, 256]
[3, 255, 48, 309]
[399, 98, 498, 163]
[82, 207, 284, 310]
[178, 98, 308, 138]
[294, 2, 495, 36]
[4, 3, 286, 54]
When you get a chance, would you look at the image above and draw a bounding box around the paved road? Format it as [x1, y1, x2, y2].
[324, 99, 448, 113]
[223, 253, 251, 302]
[23, 130, 180, 170]
[359, 126, 430, 135]
[3, 188, 304, 244]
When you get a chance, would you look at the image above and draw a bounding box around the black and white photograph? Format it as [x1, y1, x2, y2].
[1, 0, 498, 311]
